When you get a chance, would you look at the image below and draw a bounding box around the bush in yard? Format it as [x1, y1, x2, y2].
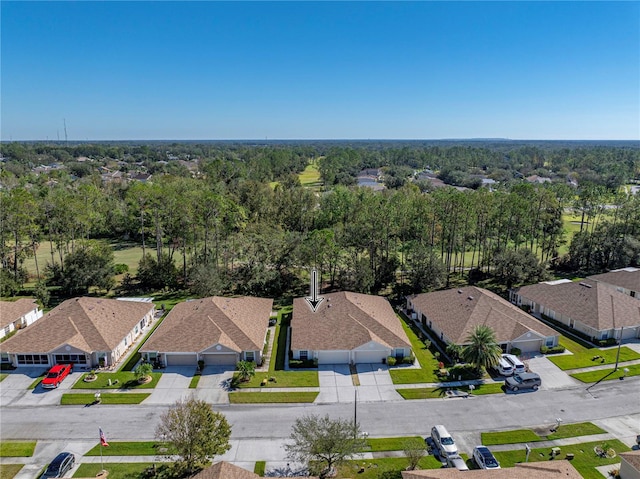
[386, 356, 397, 366]
[509, 347, 522, 356]
[540, 345, 566, 354]
[135, 362, 153, 382]
[236, 360, 256, 382]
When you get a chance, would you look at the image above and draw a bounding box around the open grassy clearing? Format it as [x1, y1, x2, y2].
[364, 436, 424, 452]
[493, 439, 629, 479]
[0, 441, 36, 457]
[228, 391, 318, 403]
[571, 363, 640, 382]
[0, 464, 23, 479]
[73, 371, 161, 389]
[397, 382, 504, 400]
[298, 162, 323, 187]
[481, 422, 606, 445]
[85, 441, 173, 456]
[60, 393, 150, 405]
[548, 344, 640, 370]
[73, 463, 156, 479]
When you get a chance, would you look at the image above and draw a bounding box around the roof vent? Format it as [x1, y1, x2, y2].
[458, 290, 463, 294]
[467, 296, 474, 300]
[579, 282, 592, 288]
[327, 304, 331, 308]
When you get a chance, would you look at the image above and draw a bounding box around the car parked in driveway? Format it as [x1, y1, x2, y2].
[505, 372, 541, 391]
[431, 425, 458, 458]
[473, 446, 500, 469]
[41, 364, 73, 389]
[40, 452, 75, 478]
[446, 454, 469, 470]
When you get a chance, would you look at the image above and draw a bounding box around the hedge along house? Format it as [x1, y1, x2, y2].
[290, 291, 411, 365]
[512, 279, 640, 343]
[0, 298, 43, 340]
[139, 296, 273, 367]
[0, 297, 154, 368]
[407, 286, 560, 355]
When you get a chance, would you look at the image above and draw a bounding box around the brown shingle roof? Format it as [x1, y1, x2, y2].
[190, 462, 315, 479]
[0, 298, 39, 329]
[0, 297, 153, 354]
[588, 268, 640, 293]
[620, 450, 640, 471]
[516, 279, 640, 330]
[409, 287, 558, 344]
[291, 291, 410, 351]
[140, 296, 273, 353]
[402, 460, 582, 478]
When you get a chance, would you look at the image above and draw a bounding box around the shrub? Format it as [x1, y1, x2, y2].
[597, 338, 617, 347]
[386, 356, 397, 366]
[402, 354, 415, 365]
[540, 345, 566, 355]
[509, 347, 522, 356]
[113, 263, 129, 275]
[289, 359, 317, 369]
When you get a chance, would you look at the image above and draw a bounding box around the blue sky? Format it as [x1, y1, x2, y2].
[1, 1, 638, 140]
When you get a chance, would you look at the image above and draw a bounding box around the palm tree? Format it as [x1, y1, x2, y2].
[236, 360, 256, 382]
[461, 325, 502, 374]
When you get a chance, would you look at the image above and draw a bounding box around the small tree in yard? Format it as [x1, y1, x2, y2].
[403, 438, 426, 470]
[462, 325, 502, 374]
[284, 414, 367, 479]
[156, 397, 231, 474]
[236, 360, 256, 382]
[134, 362, 153, 382]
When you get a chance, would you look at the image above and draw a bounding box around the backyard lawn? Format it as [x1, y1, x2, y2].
[0, 441, 36, 457]
[493, 439, 629, 479]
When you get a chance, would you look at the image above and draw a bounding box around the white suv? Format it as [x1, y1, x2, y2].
[431, 425, 458, 458]
[473, 446, 500, 469]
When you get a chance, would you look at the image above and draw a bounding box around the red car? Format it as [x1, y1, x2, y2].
[41, 364, 73, 389]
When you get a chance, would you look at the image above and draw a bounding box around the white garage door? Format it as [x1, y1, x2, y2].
[622, 327, 639, 340]
[511, 339, 542, 354]
[317, 351, 350, 364]
[354, 350, 386, 364]
[165, 353, 197, 366]
[203, 353, 237, 366]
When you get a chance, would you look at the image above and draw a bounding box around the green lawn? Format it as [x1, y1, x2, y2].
[571, 363, 640, 382]
[189, 375, 201, 388]
[85, 441, 172, 456]
[336, 456, 444, 479]
[272, 306, 292, 371]
[364, 437, 424, 452]
[0, 373, 7, 382]
[397, 382, 504, 400]
[549, 344, 640, 370]
[298, 162, 323, 188]
[0, 441, 36, 457]
[254, 461, 266, 476]
[389, 314, 441, 385]
[234, 370, 319, 388]
[481, 422, 607, 445]
[73, 372, 161, 389]
[228, 391, 318, 403]
[0, 464, 23, 479]
[73, 463, 156, 479]
[60, 393, 150, 405]
[493, 440, 629, 479]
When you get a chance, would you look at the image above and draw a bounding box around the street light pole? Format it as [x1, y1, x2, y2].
[614, 326, 624, 372]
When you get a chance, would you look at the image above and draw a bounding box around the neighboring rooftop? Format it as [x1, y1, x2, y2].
[402, 460, 582, 478]
[0, 298, 39, 329]
[190, 462, 314, 479]
[291, 291, 410, 351]
[588, 267, 640, 293]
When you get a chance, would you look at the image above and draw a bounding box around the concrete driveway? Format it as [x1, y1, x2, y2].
[527, 356, 580, 390]
[316, 364, 354, 403]
[1, 368, 83, 407]
[316, 364, 400, 403]
[145, 366, 194, 405]
[194, 367, 234, 404]
[357, 364, 402, 401]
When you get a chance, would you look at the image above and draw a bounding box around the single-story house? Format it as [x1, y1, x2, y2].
[0, 298, 43, 339]
[140, 296, 273, 367]
[588, 267, 640, 300]
[290, 291, 411, 365]
[0, 297, 154, 368]
[407, 287, 560, 354]
[619, 450, 640, 479]
[190, 461, 315, 479]
[402, 460, 582, 479]
[512, 279, 640, 342]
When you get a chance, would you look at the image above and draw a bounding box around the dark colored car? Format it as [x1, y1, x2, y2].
[40, 452, 75, 478]
[41, 364, 73, 389]
[505, 372, 541, 391]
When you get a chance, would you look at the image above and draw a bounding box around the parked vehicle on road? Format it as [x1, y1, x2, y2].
[446, 454, 469, 470]
[41, 364, 73, 389]
[505, 372, 541, 391]
[40, 452, 75, 478]
[431, 425, 458, 458]
[473, 446, 500, 469]
[502, 353, 526, 374]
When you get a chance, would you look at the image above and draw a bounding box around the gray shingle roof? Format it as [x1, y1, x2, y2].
[516, 279, 640, 330]
[409, 287, 558, 344]
[0, 297, 154, 354]
[140, 296, 273, 353]
[588, 268, 640, 293]
[291, 291, 410, 351]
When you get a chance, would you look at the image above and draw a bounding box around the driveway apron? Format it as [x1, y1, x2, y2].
[194, 367, 234, 404]
[145, 366, 193, 405]
[527, 356, 580, 390]
[357, 364, 402, 401]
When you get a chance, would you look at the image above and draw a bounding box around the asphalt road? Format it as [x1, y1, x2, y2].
[1, 378, 638, 442]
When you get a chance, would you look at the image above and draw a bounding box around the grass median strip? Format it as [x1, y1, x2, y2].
[0, 464, 24, 479]
[85, 441, 174, 456]
[481, 422, 607, 445]
[189, 375, 201, 388]
[228, 391, 318, 403]
[0, 441, 36, 457]
[364, 437, 424, 452]
[61, 393, 150, 405]
[571, 363, 640, 383]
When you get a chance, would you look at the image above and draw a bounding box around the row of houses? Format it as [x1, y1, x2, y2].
[1, 268, 639, 369]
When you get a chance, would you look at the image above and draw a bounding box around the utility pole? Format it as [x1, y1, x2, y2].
[614, 326, 624, 371]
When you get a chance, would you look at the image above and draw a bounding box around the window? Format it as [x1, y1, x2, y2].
[1, 353, 10, 363]
[394, 348, 404, 357]
[245, 351, 255, 362]
[601, 331, 609, 340]
[53, 354, 87, 364]
[631, 291, 636, 298]
[16, 354, 48, 365]
[300, 350, 308, 360]
[4, 326, 11, 336]
[546, 338, 555, 347]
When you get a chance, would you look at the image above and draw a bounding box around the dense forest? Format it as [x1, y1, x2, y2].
[1, 141, 639, 304]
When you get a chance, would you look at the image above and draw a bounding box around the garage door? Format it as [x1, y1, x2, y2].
[511, 339, 542, 354]
[203, 353, 237, 366]
[354, 350, 386, 364]
[165, 353, 197, 366]
[622, 327, 639, 340]
[317, 351, 350, 364]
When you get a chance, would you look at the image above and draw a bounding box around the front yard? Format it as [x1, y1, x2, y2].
[72, 372, 161, 389]
[548, 336, 640, 370]
[60, 393, 150, 405]
[0, 441, 36, 457]
[228, 391, 318, 403]
[571, 363, 640, 382]
[389, 314, 441, 384]
[481, 422, 606, 445]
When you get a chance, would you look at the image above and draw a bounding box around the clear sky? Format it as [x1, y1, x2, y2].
[1, 1, 638, 141]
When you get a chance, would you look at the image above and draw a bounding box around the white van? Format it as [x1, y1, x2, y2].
[503, 353, 526, 374]
[495, 357, 514, 376]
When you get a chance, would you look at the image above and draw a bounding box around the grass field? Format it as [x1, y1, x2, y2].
[60, 393, 150, 405]
[228, 391, 318, 403]
[0, 464, 23, 479]
[298, 162, 323, 188]
[0, 441, 36, 457]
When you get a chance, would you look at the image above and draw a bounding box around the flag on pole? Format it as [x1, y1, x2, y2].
[99, 428, 109, 447]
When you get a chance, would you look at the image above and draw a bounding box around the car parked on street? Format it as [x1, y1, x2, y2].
[40, 452, 75, 478]
[505, 372, 541, 391]
[41, 364, 73, 389]
[431, 425, 458, 458]
[472, 446, 500, 469]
